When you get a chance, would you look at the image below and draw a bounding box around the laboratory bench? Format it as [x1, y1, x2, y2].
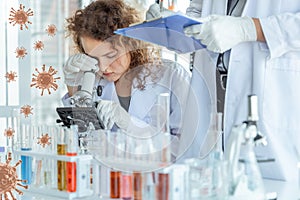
[6, 148, 299, 200]
[5, 127, 299, 200]
[264, 179, 299, 200]
[18, 179, 299, 200]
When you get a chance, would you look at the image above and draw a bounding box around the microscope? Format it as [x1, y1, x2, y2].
[69, 70, 96, 107]
[56, 69, 106, 154]
[225, 95, 267, 198]
[56, 69, 105, 133]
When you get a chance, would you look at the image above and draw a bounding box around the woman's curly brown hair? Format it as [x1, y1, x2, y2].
[66, 0, 161, 89]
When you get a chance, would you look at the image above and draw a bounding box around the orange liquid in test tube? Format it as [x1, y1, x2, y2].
[133, 172, 142, 200]
[157, 173, 169, 200]
[66, 152, 77, 192]
[65, 125, 78, 192]
[110, 171, 121, 198]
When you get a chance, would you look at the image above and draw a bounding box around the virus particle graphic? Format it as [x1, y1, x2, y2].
[46, 24, 57, 37]
[15, 47, 27, 59]
[33, 40, 44, 51]
[0, 152, 28, 200]
[20, 105, 33, 118]
[8, 4, 34, 30]
[37, 133, 51, 148]
[30, 64, 61, 96]
[5, 71, 18, 82]
[4, 128, 15, 139]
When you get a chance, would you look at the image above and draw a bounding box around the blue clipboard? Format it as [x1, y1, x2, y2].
[114, 14, 205, 54]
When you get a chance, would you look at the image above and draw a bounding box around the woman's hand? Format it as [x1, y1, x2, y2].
[96, 100, 130, 130]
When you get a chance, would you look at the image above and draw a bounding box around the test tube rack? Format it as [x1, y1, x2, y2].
[14, 150, 94, 199]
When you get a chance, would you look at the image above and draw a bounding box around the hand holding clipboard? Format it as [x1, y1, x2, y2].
[114, 13, 205, 54]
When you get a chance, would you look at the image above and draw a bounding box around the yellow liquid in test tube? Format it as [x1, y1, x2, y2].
[57, 144, 67, 191]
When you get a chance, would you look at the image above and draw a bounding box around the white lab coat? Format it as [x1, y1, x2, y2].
[62, 59, 191, 142]
[178, 0, 300, 182]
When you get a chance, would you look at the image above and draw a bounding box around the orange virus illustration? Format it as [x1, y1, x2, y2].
[33, 40, 44, 51]
[4, 128, 15, 139]
[9, 4, 34, 30]
[20, 105, 33, 118]
[5, 71, 18, 82]
[15, 47, 27, 59]
[37, 133, 51, 148]
[46, 24, 57, 37]
[30, 64, 61, 96]
[0, 152, 28, 200]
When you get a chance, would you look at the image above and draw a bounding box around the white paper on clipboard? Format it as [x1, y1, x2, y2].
[114, 14, 205, 54]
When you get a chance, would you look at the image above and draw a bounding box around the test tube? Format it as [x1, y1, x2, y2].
[66, 125, 78, 192]
[169, 164, 189, 200]
[168, 0, 176, 11]
[143, 172, 156, 200]
[157, 93, 170, 134]
[121, 172, 133, 200]
[11, 108, 20, 151]
[57, 126, 67, 191]
[110, 170, 121, 198]
[157, 93, 171, 164]
[32, 126, 42, 187]
[37, 125, 55, 187]
[156, 170, 169, 200]
[133, 172, 143, 200]
[0, 146, 6, 163]
[20, 124, 33, 185]
[46, 126, 57, 188]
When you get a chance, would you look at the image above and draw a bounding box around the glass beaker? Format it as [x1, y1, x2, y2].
[184, 158, 213, 199]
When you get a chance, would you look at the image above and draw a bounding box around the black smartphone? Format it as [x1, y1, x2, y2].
[56, 107, 105, 132]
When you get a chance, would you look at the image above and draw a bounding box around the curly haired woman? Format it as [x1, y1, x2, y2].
[62, 0, 190, 153]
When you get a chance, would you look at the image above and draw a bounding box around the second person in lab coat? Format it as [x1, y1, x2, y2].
[62, 0, 191, 156]
[180, 0, 300, 182]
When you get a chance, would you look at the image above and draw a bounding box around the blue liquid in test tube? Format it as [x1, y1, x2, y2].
[21, 147, 32, 184]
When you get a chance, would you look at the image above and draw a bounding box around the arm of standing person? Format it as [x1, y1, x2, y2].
[184, 15, 261, 53]
[184, 12, 300, 56]
[259, 12, 300, 58]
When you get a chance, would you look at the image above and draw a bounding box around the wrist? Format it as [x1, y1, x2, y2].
[67, 85, 79, 96]
[252, 18, 266, 42]
[242, 16, 257, 41]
